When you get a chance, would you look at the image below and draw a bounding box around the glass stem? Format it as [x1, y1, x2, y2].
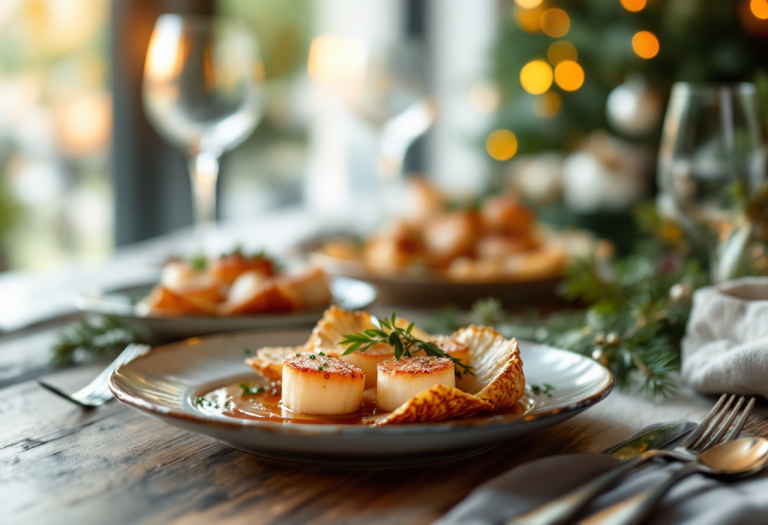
[189, 151, 220, 254]
[708, 238, 722, 284]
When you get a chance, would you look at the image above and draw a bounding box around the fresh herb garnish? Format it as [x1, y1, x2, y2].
[319, 351, 325, 356]
[244, 348, 253, 356]
[318, 366, 324, 371]
[309, 354, 316, 360]
[338, 312, 474, 379]
[530, 383, 555, 397]
[238, 382, 265, 395]
[189, 254, 207, 271]
[193, 396, 227, 409]
[295, 352, 300, 357]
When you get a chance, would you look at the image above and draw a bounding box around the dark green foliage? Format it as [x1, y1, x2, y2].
[51, 316, 148, 366]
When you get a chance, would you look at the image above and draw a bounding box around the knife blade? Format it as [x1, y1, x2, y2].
[605, 420, 696, 460]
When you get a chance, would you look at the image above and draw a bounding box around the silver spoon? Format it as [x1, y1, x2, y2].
[580, 437, 768, 525]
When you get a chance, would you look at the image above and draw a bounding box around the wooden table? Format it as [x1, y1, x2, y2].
[3, 319, 768, 525]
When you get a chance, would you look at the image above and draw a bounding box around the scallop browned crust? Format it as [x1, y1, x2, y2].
[378, 356, 454, 375]
[284, 353, 364, 378]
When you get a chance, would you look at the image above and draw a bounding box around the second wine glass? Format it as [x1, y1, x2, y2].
[143, 14, 264, 251]
[657, 82, 767, 282]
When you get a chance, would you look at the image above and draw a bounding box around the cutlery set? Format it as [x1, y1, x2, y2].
[509, 394, 762, 525]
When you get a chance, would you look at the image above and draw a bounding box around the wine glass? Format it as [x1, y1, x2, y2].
[350, 39, 437, 217]
[143, 14, 264, 251]
[657, 83, 767, 282]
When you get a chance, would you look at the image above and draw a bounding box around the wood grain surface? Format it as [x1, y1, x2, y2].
[2, 325, 767, 525]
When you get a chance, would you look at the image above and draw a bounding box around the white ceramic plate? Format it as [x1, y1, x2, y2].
[109, 330, 613, 465]
[75, 277, 376, 342]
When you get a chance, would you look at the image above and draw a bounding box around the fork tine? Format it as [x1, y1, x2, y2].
[38, 344, 151, 408]
[725, 397, 756, 441]
[679, 394, 728, 449]
[703, 396, 745, 448]
[690, 395, 736, 451]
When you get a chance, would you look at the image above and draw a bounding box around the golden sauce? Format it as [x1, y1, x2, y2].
[195, 380, 530, 425]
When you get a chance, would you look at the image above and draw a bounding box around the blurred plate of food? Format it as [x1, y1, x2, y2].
[75, 249, 376, 342]
[309, 180, 606, 306]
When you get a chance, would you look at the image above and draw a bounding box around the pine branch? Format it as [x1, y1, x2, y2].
[51, 316, 148, 366]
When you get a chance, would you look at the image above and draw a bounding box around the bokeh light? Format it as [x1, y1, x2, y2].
[514, 0, 543, 8]
[752, 0, 768, 19]
[307, 34, 366, 85]
[547, 40, 577, 65]
[520, 60, 553, 95]
[554, 60, 584, 91]
[486, 129, 518, 161]
[533, 91, 562, 118]
[632, 31, 659, 59]
[620, 0, 646, 12]
[513, 5, 544, 33]
[540, 8, 570, 38]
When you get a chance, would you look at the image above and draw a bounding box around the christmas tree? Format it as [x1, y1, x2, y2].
[491, 0, 768, 155]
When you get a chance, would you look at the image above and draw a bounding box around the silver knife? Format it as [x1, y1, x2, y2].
[605, 420, 696, 460]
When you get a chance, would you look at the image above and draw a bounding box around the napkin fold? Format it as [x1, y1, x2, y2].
[682, 277, 768, 399]
[435, 448, 768, 525]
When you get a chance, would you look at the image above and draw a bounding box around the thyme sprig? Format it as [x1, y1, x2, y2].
[338, 312, 474, 379]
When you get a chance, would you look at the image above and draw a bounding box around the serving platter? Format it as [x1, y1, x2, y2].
[109, 329, 614, 465]
[75, 277, 376, 342]
[311, 252, 561, 307]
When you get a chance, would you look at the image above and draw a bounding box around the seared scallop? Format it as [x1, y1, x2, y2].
[376, 356, 455, 412]
[281, 353, 365, 415]
[342, 343, 394, 389]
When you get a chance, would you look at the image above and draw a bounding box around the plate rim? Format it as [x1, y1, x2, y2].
[109, 329, 614, 435]
[310, 251, 564, 286]
[74, 276, 377, 322]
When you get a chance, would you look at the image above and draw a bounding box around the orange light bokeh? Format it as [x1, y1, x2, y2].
[632, 31, 659, 59]
[554, 60, 584, 91]
[486, 129, 518, 161]
[533, 91, 562, 118]
[547, 40, 577, 65]
[621, 0, 646, 12]
[513, 5, 544, 33]
[540, 8, 570, 38]
[752, 0, 768, 19]
[520, 60, 553, 95]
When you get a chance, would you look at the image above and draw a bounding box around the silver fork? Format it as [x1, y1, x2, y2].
[508, 394, 756, 525]
[38, 343, 151, 408]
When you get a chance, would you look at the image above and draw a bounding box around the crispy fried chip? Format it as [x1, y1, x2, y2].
[245, 346, 304, 381]
[364, 384, 493, 426]
[451, 325, 525, 410]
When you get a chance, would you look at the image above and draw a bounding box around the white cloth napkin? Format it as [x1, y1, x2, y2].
[682, 277, 768, 398]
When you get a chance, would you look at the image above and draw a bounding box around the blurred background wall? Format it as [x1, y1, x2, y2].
[0, 0, 767, 272]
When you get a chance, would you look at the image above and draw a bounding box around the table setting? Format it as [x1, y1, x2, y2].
[3, 3, 768, 525]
